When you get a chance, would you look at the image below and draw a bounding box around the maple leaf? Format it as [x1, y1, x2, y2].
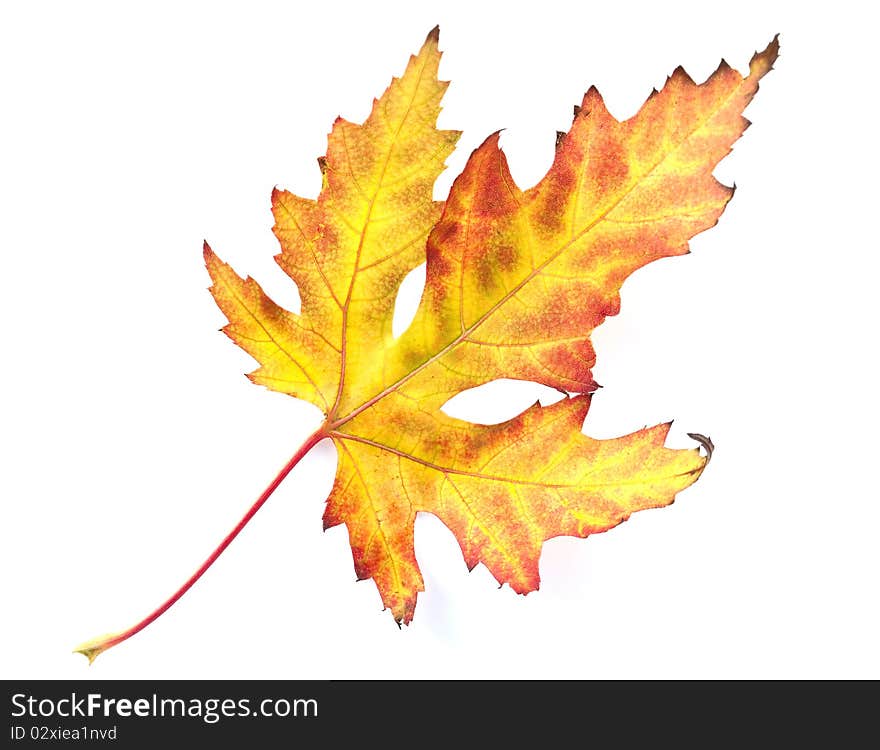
[76, 28, 776, 661]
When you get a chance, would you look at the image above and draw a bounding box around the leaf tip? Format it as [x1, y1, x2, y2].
[576, 86, 608, 121]
[750, 35, 780, 79]
[478, 130, 506, 158]
[687, 433, 715, 462]
[671, 64, 696, 86]
[425, 25, 440, 44]
[652, 420, 674, 442]
[568, 392, 594, 421]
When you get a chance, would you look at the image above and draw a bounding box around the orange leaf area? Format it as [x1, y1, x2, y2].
[205, 28, 776, 623]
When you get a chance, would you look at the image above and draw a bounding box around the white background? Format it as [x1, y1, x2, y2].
[2, 1, 877, 679]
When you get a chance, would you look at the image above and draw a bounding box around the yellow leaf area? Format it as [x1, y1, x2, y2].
[205, 29, 777, 623]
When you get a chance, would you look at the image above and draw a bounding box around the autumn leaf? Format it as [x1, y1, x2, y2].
[76, 28, 776, 661]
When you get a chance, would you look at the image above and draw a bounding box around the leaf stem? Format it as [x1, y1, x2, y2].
[74, 425, 328, 664]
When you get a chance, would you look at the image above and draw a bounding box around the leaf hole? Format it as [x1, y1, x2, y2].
[441, 379, 566, 425]
[392, 262, 425, 338]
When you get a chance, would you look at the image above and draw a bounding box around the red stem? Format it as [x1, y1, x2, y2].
[78, 426, 327, 661]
